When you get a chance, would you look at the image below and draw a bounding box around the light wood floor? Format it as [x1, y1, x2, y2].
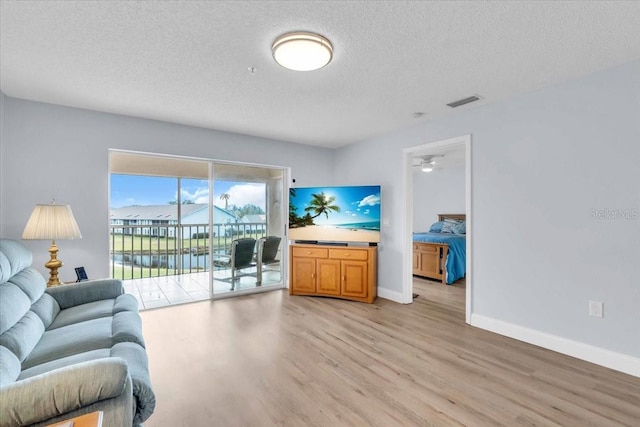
[140, 278, 640, 426]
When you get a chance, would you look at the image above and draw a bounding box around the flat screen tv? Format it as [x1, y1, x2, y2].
[289, 185, 381, 244]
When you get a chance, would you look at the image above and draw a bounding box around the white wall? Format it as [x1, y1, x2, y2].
[0, 92, 6, 229]
[412, 164, 465, 232]
[334, 59, 640, 363]
[0, 97, 334, 281]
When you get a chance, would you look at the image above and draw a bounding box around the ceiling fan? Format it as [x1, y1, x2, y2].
[413, 154, 443, 172]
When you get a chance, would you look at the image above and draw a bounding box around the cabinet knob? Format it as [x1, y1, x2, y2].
[307, 251, 312, 254]
[345, 253, 350, 256]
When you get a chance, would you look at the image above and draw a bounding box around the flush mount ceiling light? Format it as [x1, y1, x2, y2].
[272, 32, 333, 71]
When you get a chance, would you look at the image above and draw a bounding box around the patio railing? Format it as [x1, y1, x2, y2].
[109, 223, 267, 280]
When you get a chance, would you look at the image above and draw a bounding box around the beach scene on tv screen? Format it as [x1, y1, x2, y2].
[289, 185, 381, 243]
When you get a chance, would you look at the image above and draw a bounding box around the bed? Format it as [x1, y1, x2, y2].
[412, 214, 466, 285]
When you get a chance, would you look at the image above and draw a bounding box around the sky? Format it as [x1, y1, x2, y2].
[110, 175, 266, 210]
[290, 185, 381, 225]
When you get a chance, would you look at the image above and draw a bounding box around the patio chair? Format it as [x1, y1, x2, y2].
[216, 237, 257, 290]
[255, 236, 281, 285]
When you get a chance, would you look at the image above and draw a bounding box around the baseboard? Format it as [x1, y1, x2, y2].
[377, 287, 404, 303]
[470, 314, 640, 378]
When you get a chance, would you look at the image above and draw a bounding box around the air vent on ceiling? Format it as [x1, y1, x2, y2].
[447, 95, 482, 108]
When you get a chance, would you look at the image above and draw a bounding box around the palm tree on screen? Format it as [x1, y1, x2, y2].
[304, 192, 340, 220]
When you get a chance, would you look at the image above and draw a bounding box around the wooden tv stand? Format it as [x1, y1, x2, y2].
[289, 244, 377, 303]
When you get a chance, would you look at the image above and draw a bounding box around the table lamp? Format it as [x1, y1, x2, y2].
[22, 201, 82, 286]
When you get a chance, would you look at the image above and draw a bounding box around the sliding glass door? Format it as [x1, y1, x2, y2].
[211, 162, 286, 295]
[108, 150, 287, 309]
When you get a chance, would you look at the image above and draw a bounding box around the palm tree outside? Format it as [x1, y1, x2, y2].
[219, 193, 230, 210]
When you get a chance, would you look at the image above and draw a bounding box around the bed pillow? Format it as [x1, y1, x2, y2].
[452, 221, 466, 235]
[428, 221, 445, 233]
[441, 219, 461, 233]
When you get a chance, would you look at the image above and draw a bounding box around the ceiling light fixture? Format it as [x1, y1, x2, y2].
[421, 160, 434, 172]
[272, 32, 333, 71]
[415, 155, 443, 173]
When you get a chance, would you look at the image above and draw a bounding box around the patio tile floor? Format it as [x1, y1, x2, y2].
[123, 267, 282, 310]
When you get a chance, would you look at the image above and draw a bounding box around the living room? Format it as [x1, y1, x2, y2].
[1, 1, 639, 426]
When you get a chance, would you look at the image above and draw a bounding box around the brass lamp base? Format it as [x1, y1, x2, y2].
[45, 240, 63, 287]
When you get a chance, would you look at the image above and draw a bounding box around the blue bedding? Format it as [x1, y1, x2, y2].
[413, 232, 466, 284]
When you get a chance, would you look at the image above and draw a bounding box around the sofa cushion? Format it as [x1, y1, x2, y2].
[49, 300, 118, 330]
[22, 317, 113, 369]
[0, 311, 45, 363]
[0, 283, 32, 336]
[18, 349, 111, 381]
[29, 293, 60, 329]
[0, 240, 34, 285]
[21, 344, 149, 385]
[112, 311, 145, 348]
[0, 346, 21, 386]
[0, 251, 10, 284]
[22, 309, 146, 370]
[6, 268, 46, 303]
[48, 294, 138, 330]
[0, 241, 47, 354]
[113, 294, 140, 314]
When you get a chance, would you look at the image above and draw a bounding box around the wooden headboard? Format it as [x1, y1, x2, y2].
[438, 213, 466, 222]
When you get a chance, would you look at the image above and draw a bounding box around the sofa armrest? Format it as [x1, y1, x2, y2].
[0, 358, 129, 427]
[46, 279, 124, 309]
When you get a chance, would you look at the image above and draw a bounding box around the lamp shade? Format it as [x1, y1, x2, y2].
[22, 204, 82, 240]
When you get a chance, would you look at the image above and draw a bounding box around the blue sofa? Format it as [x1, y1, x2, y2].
[0, 239, 155, 426]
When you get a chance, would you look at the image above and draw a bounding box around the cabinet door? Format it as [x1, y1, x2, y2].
[317, 259, 341, 295]
[412, 247, 421, 274]
[291, 257, 316, 293]
[341, 260, 368, 298]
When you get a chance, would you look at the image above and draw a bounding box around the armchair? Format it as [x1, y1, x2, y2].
[214, 238, 257, 290]
[255, 236, 281, 285]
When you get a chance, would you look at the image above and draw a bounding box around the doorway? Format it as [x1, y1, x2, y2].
[402, 135, 472, 323]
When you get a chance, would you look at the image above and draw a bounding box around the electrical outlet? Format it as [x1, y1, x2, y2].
[589, 300, 604, 318]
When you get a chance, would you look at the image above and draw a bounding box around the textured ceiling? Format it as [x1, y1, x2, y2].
[2, 1, 640, 148]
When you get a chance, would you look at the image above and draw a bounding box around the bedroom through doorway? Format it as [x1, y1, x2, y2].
[402, 135, 471, 323]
